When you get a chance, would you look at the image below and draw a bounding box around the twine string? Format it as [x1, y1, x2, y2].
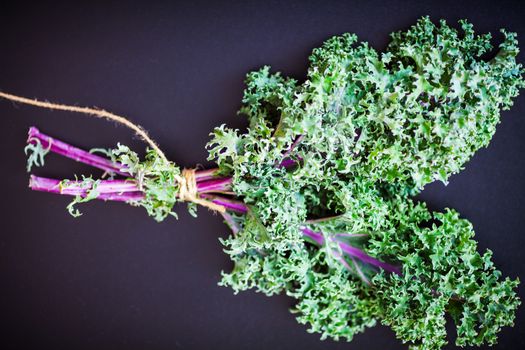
[176, 169, 226, 213]
[0, 91, 168, 163]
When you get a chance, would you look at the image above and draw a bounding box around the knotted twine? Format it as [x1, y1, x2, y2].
[0, 91, 225, 213]
[176, 168, 225, 212]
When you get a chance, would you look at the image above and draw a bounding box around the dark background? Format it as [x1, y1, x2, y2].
[0, 1, 524, 349]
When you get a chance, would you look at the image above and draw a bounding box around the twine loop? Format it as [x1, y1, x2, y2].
[175, 168, 225, 213]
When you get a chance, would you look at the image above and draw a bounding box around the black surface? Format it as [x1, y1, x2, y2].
[1, 1, 524, 349]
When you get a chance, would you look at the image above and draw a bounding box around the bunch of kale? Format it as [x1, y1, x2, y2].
[25, 17, 524, 349]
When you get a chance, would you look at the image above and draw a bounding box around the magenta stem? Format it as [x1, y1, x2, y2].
[27, 127, 128, 176]
[300, 227, 326, 245]
[278, 158, 298, 168]
[197, 177, 232, 193]
[30, 175, 140, 194]
[194, 168, 220, 182]
[282, 135, 304, 159]
[92, 192, 144, 201]
[337, 241, 401, 275]
[200, 194, 248, 213]
[221, 212, 241, 235]
[27, 127, 230, 183]
[29, 175, 144, 202]
[28, 175, 246, 211]
[276, 135, 304, 168]
[299, 227, 400, 275]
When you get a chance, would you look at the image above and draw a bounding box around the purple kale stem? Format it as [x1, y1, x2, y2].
[199, 194, 248, 213]
[275, 135, 304, 168]
[337, 241, 401, 275]
[282, 135, 304, 159]
[278, 158, 296, 168]
[196, 177, 232, 193]
[349, 256, 371, 285]
[29, 175, 62, 194]
[331, 249, 371, 285]
[29, 175, 144, 202]
[300, 227, 400, 275]
[27, 127, 128, 176]
[195, 168, 219, 182]
[30, 176, 140, 194]
[221, 212, 241, 235]
[68, 179, 139, 194]
[300, 227, 325, 246]
[334, 232, 368, 238]
[213, 200, 247, 213]
[95, 191, 144, 201]
[305, 214, 344, 224]
[278, 155, 304, 168]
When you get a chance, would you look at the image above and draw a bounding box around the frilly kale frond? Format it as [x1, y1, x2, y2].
[111, 144, 183, 221]
[25, 138, 50, 172]
[208, 17, 523, 349]
[372, 209, 520, 349]
[63, 176, 101, 217]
